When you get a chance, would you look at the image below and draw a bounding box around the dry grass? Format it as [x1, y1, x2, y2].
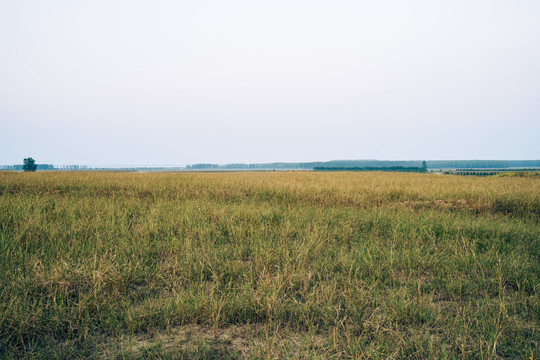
[0, 171, 538, 359]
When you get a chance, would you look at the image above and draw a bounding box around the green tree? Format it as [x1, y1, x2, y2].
[23, 157, 37, 172]
[421, 161, 427, 172]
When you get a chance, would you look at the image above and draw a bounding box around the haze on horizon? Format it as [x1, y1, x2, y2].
[1, 0, 539, 166]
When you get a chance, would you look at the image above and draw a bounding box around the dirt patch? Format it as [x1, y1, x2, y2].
[113, 324, 328, 359]
[118, 324, 252, 358]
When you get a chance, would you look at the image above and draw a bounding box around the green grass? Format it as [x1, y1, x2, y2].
[0, 171, 538, 359]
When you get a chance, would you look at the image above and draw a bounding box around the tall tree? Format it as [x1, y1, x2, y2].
[23, 158, 37, 172]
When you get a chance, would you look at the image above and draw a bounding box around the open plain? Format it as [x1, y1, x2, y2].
[0, 171, 538, 359]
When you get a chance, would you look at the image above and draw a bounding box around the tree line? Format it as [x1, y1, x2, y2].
[3, 159, 540, 172]
[314, 165, 427, 173]
[186, 160, 540, 170]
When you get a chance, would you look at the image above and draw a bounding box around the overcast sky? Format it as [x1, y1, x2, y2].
[1, 0, 539, 165]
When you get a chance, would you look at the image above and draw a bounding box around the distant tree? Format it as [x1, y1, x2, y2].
[421, 161, 427, 172]
[23, 157, 37, 172]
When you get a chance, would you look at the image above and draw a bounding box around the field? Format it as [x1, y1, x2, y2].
[0, 171, 538, 359]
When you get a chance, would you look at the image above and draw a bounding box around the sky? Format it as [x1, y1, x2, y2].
[1, 0, 539, 166]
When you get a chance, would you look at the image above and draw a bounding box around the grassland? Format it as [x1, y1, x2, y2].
[0, 171, 538, 359]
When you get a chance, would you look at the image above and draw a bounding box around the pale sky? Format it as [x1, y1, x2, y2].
[1, 0, 539, 166]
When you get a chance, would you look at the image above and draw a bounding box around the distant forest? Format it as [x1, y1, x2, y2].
[0, 164, 85, 171]
[2, 160, 540, 171]
[314, 166, 426, 173]
[1, 164, 56, 171]
[186, 160, 540, 170]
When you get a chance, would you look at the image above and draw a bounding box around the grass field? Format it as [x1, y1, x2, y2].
[0, 171, 538, 359]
